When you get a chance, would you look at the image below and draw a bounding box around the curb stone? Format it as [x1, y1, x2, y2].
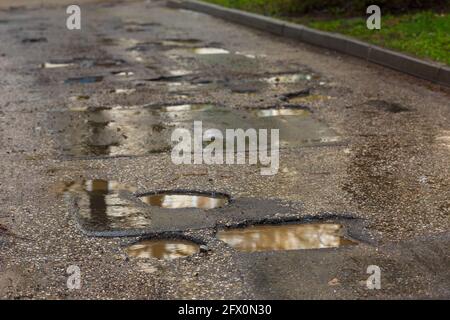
[167, 0, 450, 87]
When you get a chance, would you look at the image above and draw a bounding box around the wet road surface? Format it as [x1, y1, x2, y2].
[0, 0, 449, 299]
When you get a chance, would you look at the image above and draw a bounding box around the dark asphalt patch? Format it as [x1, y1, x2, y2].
[366, 100, 410, 113]
[21, 37, 47, 43]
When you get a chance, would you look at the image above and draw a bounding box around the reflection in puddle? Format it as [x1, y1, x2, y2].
[48, 103, 340, 157]
[101, 37, 139, 47]
[255, 107, 310, 117]
[193, 48, 229, 55]
[264, 74, 312, 84]
[112, 71, 134, 77]
[126, 239, 199, 260]
[217, 223, 357, 252]
[62, 180, 150, 232]
[64, 76, 103, 84]
[41, 62, 74, 69]
[140, 192, 229, 209]
[161, 38, 201, 47]
[113, 88, 136, 94]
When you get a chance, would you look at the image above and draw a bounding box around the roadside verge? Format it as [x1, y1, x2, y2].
[167, 0, 450, 87]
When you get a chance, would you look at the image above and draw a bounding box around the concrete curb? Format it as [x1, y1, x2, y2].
[167, 0, 450, 87]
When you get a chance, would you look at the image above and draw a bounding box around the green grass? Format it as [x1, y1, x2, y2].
[203, 1, 450, 65]
[295, 12, 450, 65]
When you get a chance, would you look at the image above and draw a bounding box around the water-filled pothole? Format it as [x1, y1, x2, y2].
[139, 191, 229, 209]
[64, 76, 103, 84]
[126, 239, 199, 260]
[217, 223, 357, 252]
[42, 62, 74, 69]
[254, 106, 310, 117]
[264, 73, 313, 84]
[61, 179, 151, 232]
[193, 47, 229, 55]
[47, 103, 341, 157]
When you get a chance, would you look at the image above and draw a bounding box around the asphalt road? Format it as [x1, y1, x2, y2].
[0, 0, 449, 299]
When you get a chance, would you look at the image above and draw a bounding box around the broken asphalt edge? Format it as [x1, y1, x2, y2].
[166, 0, 450, 87]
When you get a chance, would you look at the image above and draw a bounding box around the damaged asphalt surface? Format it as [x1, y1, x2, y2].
[0, 0, 449, 299]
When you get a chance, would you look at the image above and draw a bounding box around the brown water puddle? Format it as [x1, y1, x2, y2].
[126, 239, 199, 260]
[217, 223, 357, 252]
[61, 179, 151, 232]
[139, 192, 229, 209]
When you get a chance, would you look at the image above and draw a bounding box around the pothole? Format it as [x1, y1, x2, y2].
[217, 223, 357, 252]
[22, 37, 47, 43]
[160, 38, 201, 47]
[126, 238, 199, 260]
[41, 62, 74, 69]
[139, 191, 230, 209]
[263, 73, 313, 84]
[64, 76, 103, 84]
[48, 102, 341, 157]
[112, 70, 134, 77]
[61, 179, 152, 232]
[112, 88, 136, 95]
[100, 37, 139, 47]
[193, 47, 230, 55]
[254, 106, 311, 117]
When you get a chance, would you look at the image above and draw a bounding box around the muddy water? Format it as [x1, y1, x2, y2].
[140, 192, 229, 209]
[217, 223, 357, 252]
[47, 103, 340, 157]
[126, 239, 199, 260]
[62, 180, 151, 232]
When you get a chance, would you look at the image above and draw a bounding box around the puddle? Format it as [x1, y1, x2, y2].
[254, 107, 311, 117]
[161, 38, 201, 47]
[193, 48, 230, 55]
[217, 223, 357, 252]
[41, 62, 74, 69]
[264, 73, 313, 84]
[64, 76, 104, 84]
[100, 37, 139, 47]
[22, 37, 47, 43]
[112, 88, 136, 95]
[126, 239, 199, 260]
[48, 103, 340, 157]
[139, 192, 229, 209]
[112, 71, 134, 77]
[69, 95, 90, 101]
[62, 180, 151, 232]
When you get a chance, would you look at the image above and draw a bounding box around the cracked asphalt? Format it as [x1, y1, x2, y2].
[0, 0, 449, 299]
